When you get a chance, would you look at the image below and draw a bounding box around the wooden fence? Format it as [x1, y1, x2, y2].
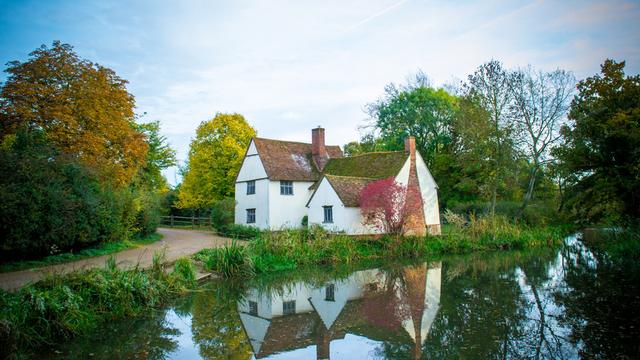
[160, 215, 212, 229]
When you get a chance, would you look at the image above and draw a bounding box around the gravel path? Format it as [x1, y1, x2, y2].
[0, 227, 237, 291]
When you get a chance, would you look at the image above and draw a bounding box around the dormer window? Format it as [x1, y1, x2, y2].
[280, 181, 293, 195]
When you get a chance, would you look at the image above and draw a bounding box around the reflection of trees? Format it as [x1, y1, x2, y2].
[190, 283, 253, 360]
[46, 308, 180, 359]
[554, 240, 640, 358]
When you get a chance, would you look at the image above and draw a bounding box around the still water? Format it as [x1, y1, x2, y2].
[44, 236, 639, 359]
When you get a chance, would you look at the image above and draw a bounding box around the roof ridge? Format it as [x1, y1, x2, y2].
[340, 150, 407, 159]
[254, 137, 341, 148]
[324, 174, 376, 180]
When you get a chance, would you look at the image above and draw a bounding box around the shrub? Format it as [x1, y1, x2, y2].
[211, 197, 235, 229]
[217, 224, 261, 239]
[0, 130, 129, 261]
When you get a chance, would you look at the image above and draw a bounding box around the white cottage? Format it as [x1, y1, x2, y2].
[234, 127, 441, 235]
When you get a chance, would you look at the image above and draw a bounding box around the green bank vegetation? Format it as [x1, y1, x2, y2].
[194, 215, 567, 278]
[0, 252, 197, 358]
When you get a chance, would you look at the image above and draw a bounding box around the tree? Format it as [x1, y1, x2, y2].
[135, 120, 177, 191]
[509, 66, 575, 214]
[464, 60, 517, 215]
[178, 113, 256, 209]
[554, 59, 640, 223]
[0, 41, 147, 186]
[359, 177, 422, 235]
[366, 74, 457, 167]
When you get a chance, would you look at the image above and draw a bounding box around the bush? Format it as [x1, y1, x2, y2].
[0, 131, 129, 261]
[449, 200, 559, 226]
[217, 224, 261, 239]
[211, 197, 235, 229]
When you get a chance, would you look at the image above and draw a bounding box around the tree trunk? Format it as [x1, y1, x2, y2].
[518, 165, 538, 218]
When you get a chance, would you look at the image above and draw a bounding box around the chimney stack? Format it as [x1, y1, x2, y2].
[312, 126, 328, 170]
[405, 136, 416, 159]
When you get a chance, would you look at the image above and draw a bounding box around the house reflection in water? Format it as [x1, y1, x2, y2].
[237, 262, 442, 359]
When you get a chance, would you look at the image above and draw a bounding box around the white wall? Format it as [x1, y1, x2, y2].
[307, 177, 381, 235]
[268, 180, 314, 230]
[415, 152, 440, 227]
[235, 140, 270, 229]
[235, 178, 270, 229]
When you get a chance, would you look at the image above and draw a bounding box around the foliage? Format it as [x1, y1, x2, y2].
[0, 41, 147, 186]
[365, 75, 457, 167]
[178, 113, 256, 209]
[0, 129, 129, 260]
[194, 242, 254, 277]
[216, 223, 261, 239]
[554, 59, 640, 223]
[210, 197, 235, 230]
[360, 177, 423, 235]
[0, 255, 196, 356]
[195, 223, 565, 278]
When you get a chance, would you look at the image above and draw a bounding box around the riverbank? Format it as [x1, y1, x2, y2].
[0, 254, 197, 358]
[194, 218, 568, 277]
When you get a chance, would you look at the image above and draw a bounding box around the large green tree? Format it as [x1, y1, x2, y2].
[178, 113, 256, 209]
[554, 60, 640, 223]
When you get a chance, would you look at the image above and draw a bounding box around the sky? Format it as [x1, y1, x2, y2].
[1, 0, 639, 185]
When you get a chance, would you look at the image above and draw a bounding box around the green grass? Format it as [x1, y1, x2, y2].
[0, 252, 197, 357]
[0, 233, 163, 273]
[193, 217, 568, 278]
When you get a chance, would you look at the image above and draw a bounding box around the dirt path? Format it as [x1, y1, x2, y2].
[0, 227, 238, 291]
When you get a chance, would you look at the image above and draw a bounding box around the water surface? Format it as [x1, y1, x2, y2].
[43, 236, 640, 359]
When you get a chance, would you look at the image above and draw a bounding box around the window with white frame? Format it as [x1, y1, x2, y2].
[323, 206, 333, 223]
[280, 181, 293, 195]
[246, 180, 255, 195]
[246, 209, 256, 224]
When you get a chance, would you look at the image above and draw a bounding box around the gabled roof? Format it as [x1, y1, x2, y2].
[323, 151, 409, 179]
[253, 138, 343, 181]
[323, 175, 375, 207]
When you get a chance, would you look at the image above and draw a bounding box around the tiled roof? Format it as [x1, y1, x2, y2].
[323, 151, 409, 179]
[325, 175, 375, 207]
[253, 138, 343, 181]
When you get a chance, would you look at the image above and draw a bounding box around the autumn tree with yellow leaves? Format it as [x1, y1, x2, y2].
[178, 113, 256, 210]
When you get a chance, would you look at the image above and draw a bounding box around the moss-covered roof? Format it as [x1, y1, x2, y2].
[323, 151, 409, 179]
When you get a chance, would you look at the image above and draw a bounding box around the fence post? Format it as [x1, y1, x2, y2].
[170, 215, 174, 227]
[192, 216, 195, 229]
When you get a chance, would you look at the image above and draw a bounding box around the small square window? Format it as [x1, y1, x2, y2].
[325, 284, 335, 301]
[323, 206, 333, 223]
[246, 181, 255, 195]
[249, 301, 258, 316]
[280, 181, 293, 195]
[283, 300, 296, 315]
[246, 209, 256, 224]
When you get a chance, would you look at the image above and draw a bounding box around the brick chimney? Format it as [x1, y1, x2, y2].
[312, 126, 329, 170]
[405, 136, 416, 160]
[403, 136, 427, 236]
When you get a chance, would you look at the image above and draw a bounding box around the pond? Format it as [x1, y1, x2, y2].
[41, 235, 640, 359]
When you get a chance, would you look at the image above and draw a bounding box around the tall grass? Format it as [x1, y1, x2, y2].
[0, 252, 197, 357]
[193, 218, 566, 278]
[194, 242, 255, 277]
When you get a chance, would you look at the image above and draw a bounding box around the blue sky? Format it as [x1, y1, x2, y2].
[1, 0, 639, 184]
